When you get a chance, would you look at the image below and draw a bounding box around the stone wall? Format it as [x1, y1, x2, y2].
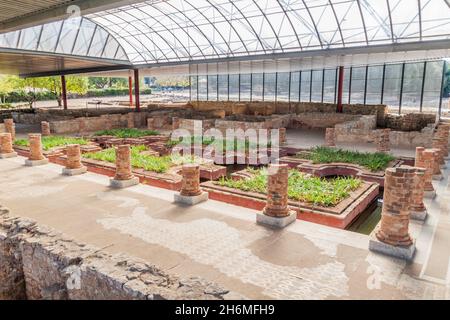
[0, 123, 5, 133]
[384, 113, 437, 132]
[291, 113, 359, 129]
[0, 205, 234, 300]
[190, 101, 388, 126]
[50, 112, 151, 134]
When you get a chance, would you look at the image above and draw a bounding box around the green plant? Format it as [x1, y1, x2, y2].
[297, 146, 395, 172]
[216, 168, 362, 207]
[94, 128, 160, 138]
[14, 136, 88, 151]
[83, 145, 172, 173]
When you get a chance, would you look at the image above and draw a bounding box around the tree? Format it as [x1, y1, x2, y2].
[0, 75, 18, 103]
[25, 76, 88, 107]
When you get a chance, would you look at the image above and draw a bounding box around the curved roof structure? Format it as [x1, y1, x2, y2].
[86, 0, 450, 65]
[0, 17, 128, 61]
[0, 0, 450, 76]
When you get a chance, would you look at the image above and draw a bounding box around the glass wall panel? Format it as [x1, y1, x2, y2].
[198, 75, 208, 101]
[402, 63, 424, 113]
[342, 68, 351, 104]
[252, 73, 264, 101]
[229, 74, 240, 101]
[350, 67, 366, 104]
[240, 74, 251, 101]
[264, 73, 276, 101]
[311, 70, 323, 102]
[207, 75, 218, 101]
[383, 64, 403, 112]
[323, 69, 337, 103]
[366, 66, 383, 105]
[190, 76, 198, 101]
[300, 71, 311, 102]
[290, 72, 300, 102]
[218, 75, 228, 101]
[422, 61, 444, 113]
[277, 72, 290, 102]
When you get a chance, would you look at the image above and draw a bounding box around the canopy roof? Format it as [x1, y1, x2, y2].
[88, 0, 450, 64]
[1, 0, 450, 76]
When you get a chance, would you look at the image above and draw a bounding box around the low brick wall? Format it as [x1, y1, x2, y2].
[385, 113, 437, 132]
[50, 112, 152, 134]
[0, 205, 234, 300]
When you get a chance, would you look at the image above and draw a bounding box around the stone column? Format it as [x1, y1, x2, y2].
[375, 129, 390, 153]
[4, 119, 15, 142]
[0, 133, 17, 158]
[256, 164, 296, 228]
[41, 121, 51, 136]
[110, 145, 139, 188]
[25, 134, 48, 166]
[174, 164, 208, 205]
[324, 128, 336, 147]
[62, 144, 87, 176]
[369, 166, 417, 260]
[410, 167, 427, 221]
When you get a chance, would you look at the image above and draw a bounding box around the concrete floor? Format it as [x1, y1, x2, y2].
[0, 154, 449, 299]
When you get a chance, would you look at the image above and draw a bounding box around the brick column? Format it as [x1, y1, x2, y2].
[279, 128, 287, 145]
[420, 149, 437, 198]
[376, 166, 416, 247]
[127, 113, 135, 128]
[437, 124, 449, 158]
[257, 164, 296, 228]
[432, 137, 445, 167]
[62, 144, 87, 176]
[41, 121, 51, 136]
[375, 129, 390, 153]
[410, 167, 427, 221]
[324, 128, 336, 147]
[28, 134, 45, 161]
[180, 164, 202, 197]
[66, 144, 83, 169]
[4, 119, 15, 142]
[429, 147, 443, 180]
[0, 133, 16, 158]
[114, 145, 134, 181]
[264, 164, 290, 218]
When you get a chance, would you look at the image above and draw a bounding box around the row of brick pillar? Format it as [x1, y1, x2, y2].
[370, 123, 450, 260]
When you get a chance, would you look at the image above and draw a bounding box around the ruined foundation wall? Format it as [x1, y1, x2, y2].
[190, 101, 388, 126]
[0, 205, 233, 300]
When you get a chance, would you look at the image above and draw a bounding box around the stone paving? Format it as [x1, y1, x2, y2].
[0, 155, 449, 299]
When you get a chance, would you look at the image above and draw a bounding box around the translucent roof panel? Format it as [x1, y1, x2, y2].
[86, 0, 450, 65]
[0, 17, 129, 62]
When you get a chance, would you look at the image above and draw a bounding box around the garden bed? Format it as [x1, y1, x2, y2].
[13, 136, 102, 160]
[201, 168, 379, 229]
[56, 145, 227, 190]
[279, 147, 403, 187]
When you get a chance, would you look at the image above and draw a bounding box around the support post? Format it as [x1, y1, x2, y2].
[134, 69, 140, 112]
[61, 75, 68, 110]
[128, 76, 133, 107]
[337, 66, 344, 113]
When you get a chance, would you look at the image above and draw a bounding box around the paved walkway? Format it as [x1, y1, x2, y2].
[0, 156, 449, 299]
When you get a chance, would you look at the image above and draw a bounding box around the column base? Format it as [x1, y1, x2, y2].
[110, 177, 139, 189]
[0, 152, 17, 159]
[62, 166, 87, 176]
[25, 158, 49, 167]
[410, 209, 428, 221]
[256, 210, 297, 229]
[174, 192, 209, 206]
[369, 235, 416, 261]
[424, 190, 436, 199]
[433, 174, 443, 181]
